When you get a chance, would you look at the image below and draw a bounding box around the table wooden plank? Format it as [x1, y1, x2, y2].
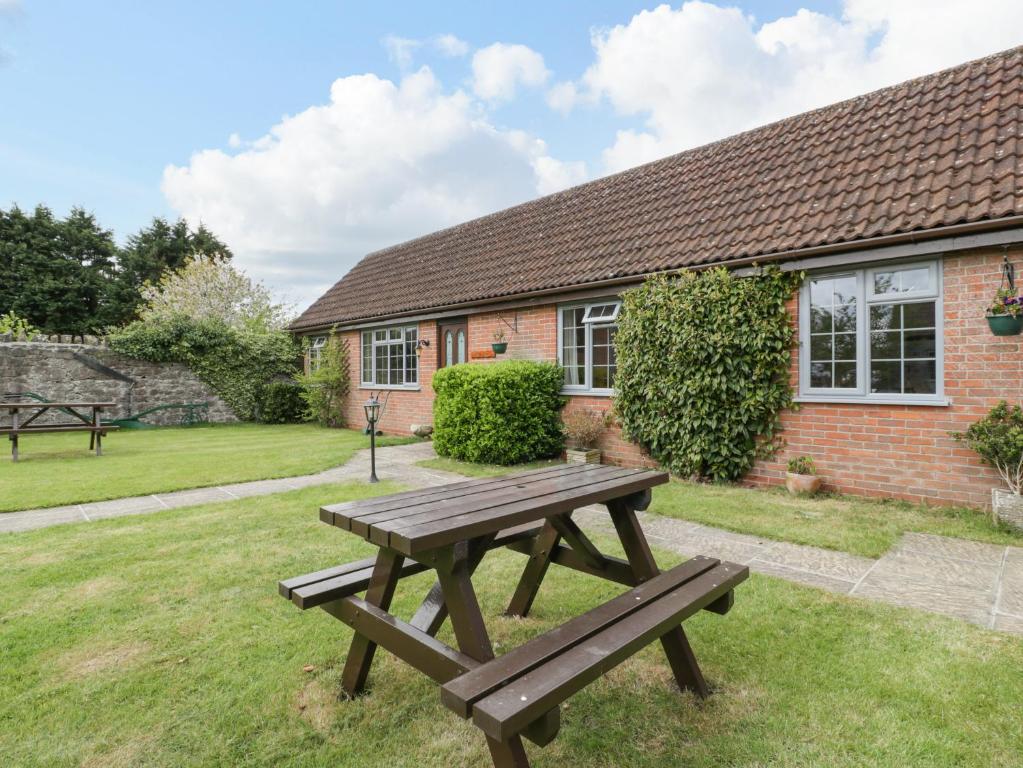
[344, 465, 597, 537]
[390, 470, 668, 554]
[4, 402, 115, 409]
[361, 466, 636, 543]
[322, 464, 582, 523]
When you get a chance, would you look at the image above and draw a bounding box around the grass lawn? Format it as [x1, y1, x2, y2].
[425, 457, 1022, 559]
[0, 423, 414, 513]
[2, 483, 1021, 767]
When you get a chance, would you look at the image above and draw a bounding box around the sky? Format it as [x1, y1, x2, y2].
[2, 1, 1023, 312]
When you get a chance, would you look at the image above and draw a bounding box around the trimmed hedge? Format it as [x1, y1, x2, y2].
[256, 380, 306, 424]
[432, 361, 565, 464]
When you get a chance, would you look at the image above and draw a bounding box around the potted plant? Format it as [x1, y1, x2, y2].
[562, 409, 609, 464]
[986, 286, 1023, 336]
[785, 455, 822, 495]
[953, 401, 1023, 530]
[491, 330, 508, 354]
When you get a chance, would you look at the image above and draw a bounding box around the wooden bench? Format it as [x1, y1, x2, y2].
[441, 557, 746, 744]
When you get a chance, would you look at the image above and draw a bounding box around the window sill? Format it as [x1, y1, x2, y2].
[358, 385, 421, 392]
[794, 395, 950, 407]
[561, 388, 615, 398]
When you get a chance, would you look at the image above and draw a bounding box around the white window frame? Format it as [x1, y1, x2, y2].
[307, 335, 327, 372]
[359, 324, 419, 390]
[798, 259, 946, 405]
[557, 298, 621, 396]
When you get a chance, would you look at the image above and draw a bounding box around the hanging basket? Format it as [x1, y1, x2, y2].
[986, 315, 1023, 336]
[491, 342, 508, 354]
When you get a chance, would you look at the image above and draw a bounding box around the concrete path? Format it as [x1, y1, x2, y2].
[3, 441, 1021, 635]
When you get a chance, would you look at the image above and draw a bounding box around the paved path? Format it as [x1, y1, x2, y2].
[3, 442, 1021, 635]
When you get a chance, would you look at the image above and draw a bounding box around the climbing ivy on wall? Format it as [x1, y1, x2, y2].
[109, 316, 299, 421]
[613, 266, 803, 482]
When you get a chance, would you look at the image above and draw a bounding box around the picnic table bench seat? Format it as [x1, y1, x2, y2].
[441, 556, 747, 743]
[3, 400, 117, 460]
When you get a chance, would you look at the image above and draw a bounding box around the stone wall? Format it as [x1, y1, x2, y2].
[0, 340, 237, 426]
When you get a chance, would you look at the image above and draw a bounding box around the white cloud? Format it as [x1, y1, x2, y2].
[383, 35, 421, 69]
[227, 132, 242, 149]
[0, 0, 22, 16]
[433, 33, 469, 57]
[162, 68, 582, 306]
[471, 42, 549, 101]
[545, 81, 580, 114]
[571, 0, 1023, 172]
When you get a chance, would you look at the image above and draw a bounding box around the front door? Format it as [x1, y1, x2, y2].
[437, 319, 468, 368]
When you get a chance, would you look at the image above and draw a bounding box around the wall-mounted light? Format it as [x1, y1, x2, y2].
[415, 338, 431, 357]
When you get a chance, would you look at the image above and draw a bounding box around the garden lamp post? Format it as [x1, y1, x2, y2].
[364, 396, 381, 483]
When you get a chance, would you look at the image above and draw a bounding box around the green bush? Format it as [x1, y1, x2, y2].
[257, 380, 306, 424]
[953, 401, 1023, 494]
[432, 360, 565, 464]
[614, 266, 802, 482]
[295, 333, 351, 427]
[0, 311, 41, 339]
[109, 315, 300, 421]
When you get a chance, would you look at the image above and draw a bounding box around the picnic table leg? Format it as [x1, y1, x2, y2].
[607, 498, 710, 699]
[436, 546, 531, 768]
[93, 408, 102, 456]
[410, 535, 494, 636]
[504, 521, 561, 617]
[340, 547, 405, 698]
[10, 410, 18, 462]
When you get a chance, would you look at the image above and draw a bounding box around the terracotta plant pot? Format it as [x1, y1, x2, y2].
[566, 448, 601, 465]
[785, 472, 822, 495]
[986, 315, 1023, 336]
[992, 488, 1023, 531]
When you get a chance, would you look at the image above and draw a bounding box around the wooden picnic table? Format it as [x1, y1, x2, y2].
[1, 400, 118, 461]
[280, 463, 748, 767]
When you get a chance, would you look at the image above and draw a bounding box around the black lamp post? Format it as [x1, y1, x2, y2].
[364, 396, 381, 483]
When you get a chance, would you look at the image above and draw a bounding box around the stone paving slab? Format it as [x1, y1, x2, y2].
[81, 496, 165, 521]
[0, 505, 84, 532]
[758, 541, 875, 583]
[896, 532, 1007, 564]
[853, 574, 995, 625]
[745, 559, 857, 594]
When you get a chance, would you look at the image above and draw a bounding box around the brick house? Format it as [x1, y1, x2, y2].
[292, 47, 1023, 509]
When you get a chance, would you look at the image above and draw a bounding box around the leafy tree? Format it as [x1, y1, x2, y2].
[296, 332, 351, 427]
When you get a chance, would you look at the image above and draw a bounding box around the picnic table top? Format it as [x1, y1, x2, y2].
[4, 401, 115, 409]
[321, 463, 669, 556]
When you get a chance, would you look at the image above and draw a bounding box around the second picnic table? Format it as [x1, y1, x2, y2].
[280, 463, 748, 768]
[1, 400, 117, 461]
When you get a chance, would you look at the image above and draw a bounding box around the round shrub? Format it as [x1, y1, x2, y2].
[432, 360, 565, 465]
[614, 266, 802, 482]
[257, 379, 307, 424]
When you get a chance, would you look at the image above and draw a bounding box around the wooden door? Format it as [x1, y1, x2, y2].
[437, 319, 468, 368]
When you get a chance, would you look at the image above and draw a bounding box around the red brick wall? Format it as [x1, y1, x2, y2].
[314, 247, 1021, 508]
[748, 248, 1023, 508]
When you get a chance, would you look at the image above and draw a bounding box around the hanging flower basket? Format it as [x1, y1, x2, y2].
[491, 342, 508, 354]
[986, 314, 1023, 336]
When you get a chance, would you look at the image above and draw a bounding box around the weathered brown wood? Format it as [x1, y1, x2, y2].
[278, 556, 378, 599]
[705, 590, 734, 616]
[504, 539, 637, 587]
[390, 470, 668, 554]
[435, 546, 531, 767]
[441, 557, 720, 718]
[291, 559, 431, 609]
[321, 464, 585, 529]
[322, 596, 480, 684]
[409, 533, 498, 635]
[3, 402, 115, 410]
[504, 521, 561, 618]
[339, 548, 405, 698]
[364, 466, 641, 544]
[349, 465, 596, 538]
[0, 424, 116, 434]
[609, 499, 710, 698]
[548, 514, 607, 571]
[469, 562, 749, 742]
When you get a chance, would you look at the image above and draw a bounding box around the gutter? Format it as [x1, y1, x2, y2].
[290, 215, 1023, 333]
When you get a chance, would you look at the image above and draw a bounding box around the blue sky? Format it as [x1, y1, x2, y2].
[1, 1, 1020, 309]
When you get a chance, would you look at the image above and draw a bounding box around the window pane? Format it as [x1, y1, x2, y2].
[904, 360, 937, 394]
[810, 335, 832, 360]
[593, 365, 609, 390]
[832, 277, 856, 304]
[362, 332, 372, 383]
[375, 348, 388, 385]
[389, 328, 402, 341]
[445, 331, 453, 367]
[871, 331, 900, 359]
[902, 302, 935, 329]
[590, 324, 616, 390]
[833, 303, 857, 332]
[561, 308, 586, 386]
[869, 304, 900, 331]
[810, 307, 833, 333]
[835, 362, 857, 388]
[871, 361, 901, 393]
[810, 279, 834, 307]
[375, 330, 386, 342]
[457, 330, 466, 364]
[904, 328, 936, 359]
[874, 266, 931, 295]
[810, 362, 832, 388]
[834, 333, 857, 360]
[872, 271, 897, 295]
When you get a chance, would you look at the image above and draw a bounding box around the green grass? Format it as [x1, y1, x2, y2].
[1, 483, 1021, 767]
[416, 456, 564, 477]
[0, 423, 415, 513]
[426, 457, 1021, 559]
[649, 481, 1022, 559]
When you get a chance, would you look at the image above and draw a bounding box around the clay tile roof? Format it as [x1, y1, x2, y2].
[292, 46, 1023, 330]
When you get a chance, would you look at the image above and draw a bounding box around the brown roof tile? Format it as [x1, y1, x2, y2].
[292, 46, 1023, 330]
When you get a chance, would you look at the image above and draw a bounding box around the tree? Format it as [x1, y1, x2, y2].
[138, 256, 292, 332]
[296, 332, 351, 427]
